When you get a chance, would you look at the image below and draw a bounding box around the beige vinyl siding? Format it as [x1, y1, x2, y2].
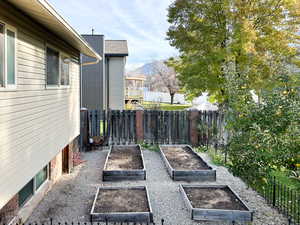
[108, 57, 125, 110]
[0, 2, 80, 209]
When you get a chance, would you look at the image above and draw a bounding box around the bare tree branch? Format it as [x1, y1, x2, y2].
[153, 61, 180, 104]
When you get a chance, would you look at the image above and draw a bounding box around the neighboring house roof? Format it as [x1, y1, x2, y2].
[105, 40, 128, 57]
[7, 0, 101, 60]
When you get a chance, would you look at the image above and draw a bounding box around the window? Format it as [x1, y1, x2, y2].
[18, 164, 49, 207]
[46, 46, 70, 87]
[0, 24, 4, 87]
[35, 166, 48, 190]
[46, 47, 59, 85]
[61, 56, 69, 86]
[18, 179, 34, 207]
[0, 22, 16, 88]
[7, 29, 15, 85]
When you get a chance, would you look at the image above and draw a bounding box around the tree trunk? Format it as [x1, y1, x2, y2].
[170, 93, 175, 104]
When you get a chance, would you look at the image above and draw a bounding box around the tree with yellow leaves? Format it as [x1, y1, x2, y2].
[167, 0, 300, 104]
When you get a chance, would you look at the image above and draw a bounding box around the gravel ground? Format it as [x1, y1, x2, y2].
[27, 148, 288, 225]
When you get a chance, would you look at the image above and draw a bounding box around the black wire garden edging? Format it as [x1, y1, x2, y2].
[260, 176, 300, 225]
[238, 174, 300, 225]
[1, 218, 298, 225]
[208, 147, 300, 225]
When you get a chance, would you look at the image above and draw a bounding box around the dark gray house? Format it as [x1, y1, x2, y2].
[81, 35, 128, 110]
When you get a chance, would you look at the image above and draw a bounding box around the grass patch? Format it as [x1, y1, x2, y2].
[195, 146, 228, 167]
[138, 141, 160, 152]
[142, 101, 191, 111]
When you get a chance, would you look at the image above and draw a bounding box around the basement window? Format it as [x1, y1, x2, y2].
[18, 179, 34, 207]
[35, 166, 48, 191]
[18, 165, 49, 207]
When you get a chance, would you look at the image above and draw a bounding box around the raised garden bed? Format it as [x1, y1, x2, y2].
[90, 186, 153, 222]
[103, 145, 146, 181]
[159, 145, 216, 181]
[180, 184, 253, 222]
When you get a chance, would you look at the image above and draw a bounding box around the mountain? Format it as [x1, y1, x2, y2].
[126, 60, 169, 92]
[127, 60, 164, 76]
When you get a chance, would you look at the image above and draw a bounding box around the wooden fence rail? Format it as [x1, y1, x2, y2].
[81, 109, 226, 147]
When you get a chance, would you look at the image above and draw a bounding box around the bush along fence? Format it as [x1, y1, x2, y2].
[80, 109, 226, 148]
[208, 155, 300, 224]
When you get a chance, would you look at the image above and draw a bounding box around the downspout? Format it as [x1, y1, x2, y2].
[80, 55, 82, 108]
[106, 57, 110, 109]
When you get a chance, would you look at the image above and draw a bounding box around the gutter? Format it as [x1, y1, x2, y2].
[36, 0, 102, 60]
[81, 57, 100, 66]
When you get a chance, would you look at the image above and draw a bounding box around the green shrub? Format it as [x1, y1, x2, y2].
[227, 87, 300, 186]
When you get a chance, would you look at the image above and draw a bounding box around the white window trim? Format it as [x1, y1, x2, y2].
[45, 44, 71, 89]
[0, 21, 17, 91]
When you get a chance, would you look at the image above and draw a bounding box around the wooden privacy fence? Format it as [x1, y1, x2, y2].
[143, 110, 190, 144]
[80, 109, 226, 147]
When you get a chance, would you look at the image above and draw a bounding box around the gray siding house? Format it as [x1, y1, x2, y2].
[81, 36, 128, 110]
[0, 0, 100, 223]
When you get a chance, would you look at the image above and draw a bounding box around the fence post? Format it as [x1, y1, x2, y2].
[136, 110, 144, 143]
[189, 110, 199, 146]
[80, 108, 89, 151]
[273, 176, 276, 207]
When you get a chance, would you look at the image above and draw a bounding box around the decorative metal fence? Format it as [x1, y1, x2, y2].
[261, 176, 300, 225]
[1, 218, 298, 225]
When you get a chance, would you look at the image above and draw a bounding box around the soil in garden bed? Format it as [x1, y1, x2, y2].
[162, 146, 210, 170]
[94, 189, 150, 213]
[106, 146, 143, 170]
[184, 187, 248, 211]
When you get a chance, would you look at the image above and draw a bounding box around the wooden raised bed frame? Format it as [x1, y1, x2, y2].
[180, 184, 253, 222]
[90, 186, 153, 222]
[159, 145, 216, 181]
[103, 145, 146, 181]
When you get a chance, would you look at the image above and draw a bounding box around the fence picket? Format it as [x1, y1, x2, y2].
[87, 109, 224, 147]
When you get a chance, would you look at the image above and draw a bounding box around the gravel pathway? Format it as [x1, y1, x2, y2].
[27, 148, 288, 225]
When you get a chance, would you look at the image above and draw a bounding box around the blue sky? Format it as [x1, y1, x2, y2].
[48, 0, 178, 72]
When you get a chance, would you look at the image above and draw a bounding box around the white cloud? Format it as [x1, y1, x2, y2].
[48, 0, 178, 67]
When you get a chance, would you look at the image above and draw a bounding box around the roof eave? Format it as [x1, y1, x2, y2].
[8, 0, 101, 61]
[37, 0, 101, 60]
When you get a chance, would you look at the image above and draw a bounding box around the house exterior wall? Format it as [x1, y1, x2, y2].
[0, 1, 80, 211]
[81, 35, 105, 110]
[0, 195, 18, 224]
[108, 57, 125, 110]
